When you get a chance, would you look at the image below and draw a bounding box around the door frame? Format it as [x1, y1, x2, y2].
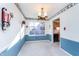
[52, 18, 60, 46]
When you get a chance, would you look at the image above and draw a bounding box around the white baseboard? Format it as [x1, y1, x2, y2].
[60, 48, 72, 56]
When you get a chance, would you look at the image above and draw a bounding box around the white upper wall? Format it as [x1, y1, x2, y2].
[0, 3, 25, 52]
[49, 4, 79, 42]
[25, 20, 49, 35]
[60, 4, 79, 42]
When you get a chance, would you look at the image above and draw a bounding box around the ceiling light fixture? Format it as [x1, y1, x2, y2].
[38, 8, 48, 20]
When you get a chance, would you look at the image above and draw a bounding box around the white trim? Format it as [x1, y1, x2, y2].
[60, 48, 72, 56]
[28, 34, 46, 36]
[61, 37, 79, 43]
[7, 26, 25, 50]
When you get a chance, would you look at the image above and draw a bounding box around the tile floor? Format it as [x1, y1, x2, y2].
[18, 40, 69, 56]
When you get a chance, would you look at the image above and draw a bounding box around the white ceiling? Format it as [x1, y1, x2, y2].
[18, 3, 68, 19]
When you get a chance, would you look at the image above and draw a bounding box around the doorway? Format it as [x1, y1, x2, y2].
[53, 18, 60, 46]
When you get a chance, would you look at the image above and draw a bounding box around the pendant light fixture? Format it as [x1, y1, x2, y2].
[38, 8, 48, 20]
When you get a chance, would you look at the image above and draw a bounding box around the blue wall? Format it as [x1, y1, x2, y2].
[0, 36, 26, 56]
[0, 34, 51, 56]
[61, 38, 79, 56]
[25, 34, 51, 41]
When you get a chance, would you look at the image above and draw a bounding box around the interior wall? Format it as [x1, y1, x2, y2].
[49, 4, 79, 55]
[60, 4, 79, 41]
[53, 20, 60, 30]
[25, 20, 50, 35]
[60, 4, 79, 56]
[0, 3, 25, 53]
[24, 20, 52, 41]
